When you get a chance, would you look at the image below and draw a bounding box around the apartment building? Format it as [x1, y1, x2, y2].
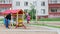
[0, 0, 12, 12]
[36, 0, 48, 18]
[49, 0, 60, 18]
[12, 0, 36, 10]
[12, 0, 48, 19]
[0, 0, 59, 18]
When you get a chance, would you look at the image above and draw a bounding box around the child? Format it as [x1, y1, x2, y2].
[26, 13, 30, 24]
[4, 17, 9, 28]
[4, 14, 11, 28]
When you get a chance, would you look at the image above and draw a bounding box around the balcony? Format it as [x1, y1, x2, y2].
[49, 12, 60, 15]
[49, 4, 60, 8]
[0, 4, 12, 8]
[49, 12, 60, 18]
[0, 0, 12, 8]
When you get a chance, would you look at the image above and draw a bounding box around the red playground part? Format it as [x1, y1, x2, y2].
[15, 23, 26, 29]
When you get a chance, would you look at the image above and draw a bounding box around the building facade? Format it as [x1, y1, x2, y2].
[12, 0, 48, 18]
[0, 0, 12, 15]
[0, 0, 12, 12]
[0, 0, 60, 18]
[12, 0, 36, 10]
[49, 0, 60, 18]
[36, 0, 48, 18]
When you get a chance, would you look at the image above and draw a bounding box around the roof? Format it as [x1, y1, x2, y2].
[3, 9, 24, 14]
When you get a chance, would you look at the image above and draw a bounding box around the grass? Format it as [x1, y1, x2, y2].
[25, 18, 60, 21]
[0, 18, 4, 21]
[31, 24, 60, 28]
[0, 18, 4, 24]
[39, 18, 60, 21]
[1, 18, 60, 21]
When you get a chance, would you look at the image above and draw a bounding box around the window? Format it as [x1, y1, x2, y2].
[51, 8, 57, 12]
[16, 1, 20, 6]
[41, 2, 45, 6]
[4, 0, 5, 3]
[9, 0, 12, 3]
[33, 1, 37, 6]
[0, 0, 11, 4]
[24, 2, 28, 6]
[41, 9, 45, 14]
[0, 0, 5, 4]
[51, 0, 57, 3]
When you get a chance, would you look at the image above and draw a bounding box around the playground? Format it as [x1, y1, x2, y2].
[0, 9, 60, 34]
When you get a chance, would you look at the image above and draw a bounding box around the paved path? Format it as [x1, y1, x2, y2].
[0, 21, 59, 34]
[0, 30, 57, 34]
[0, 24, 58, 34]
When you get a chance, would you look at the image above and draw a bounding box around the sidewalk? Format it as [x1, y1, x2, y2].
[30, 25, 60, 34]
[0, 23, 58, 34]
[0, 26, 58, 34]
[0, 21, 59, 34]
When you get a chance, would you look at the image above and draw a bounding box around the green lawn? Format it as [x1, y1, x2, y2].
[0, 18, 4, 21]
[0, 18, 4, 24]
[27, 18, 60, 21]
[1, 18, 60, 21]
[39, 18, 60, 21]
[31, 24, 60, 28]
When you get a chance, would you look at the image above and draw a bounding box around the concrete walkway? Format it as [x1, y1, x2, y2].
[30, 25, 60, 34]
[0, 21, 59, 34]
[0, 30, 57, 34]
[0, 24, 58, 34]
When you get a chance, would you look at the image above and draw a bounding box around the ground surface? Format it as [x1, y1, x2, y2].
[0, 24, 58, 34]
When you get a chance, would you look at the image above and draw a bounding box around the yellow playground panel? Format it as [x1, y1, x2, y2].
[15, 9, 26, 28]
[18, 14, 23, 26]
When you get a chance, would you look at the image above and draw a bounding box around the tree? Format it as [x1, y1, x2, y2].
[29, 3, 36, 20]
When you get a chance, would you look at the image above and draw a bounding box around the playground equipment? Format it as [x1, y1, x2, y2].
[16, 10, 26, 29]
[3, 9, 26, 29]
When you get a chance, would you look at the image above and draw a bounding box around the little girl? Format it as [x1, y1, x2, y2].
[26, 13, 30, 24]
